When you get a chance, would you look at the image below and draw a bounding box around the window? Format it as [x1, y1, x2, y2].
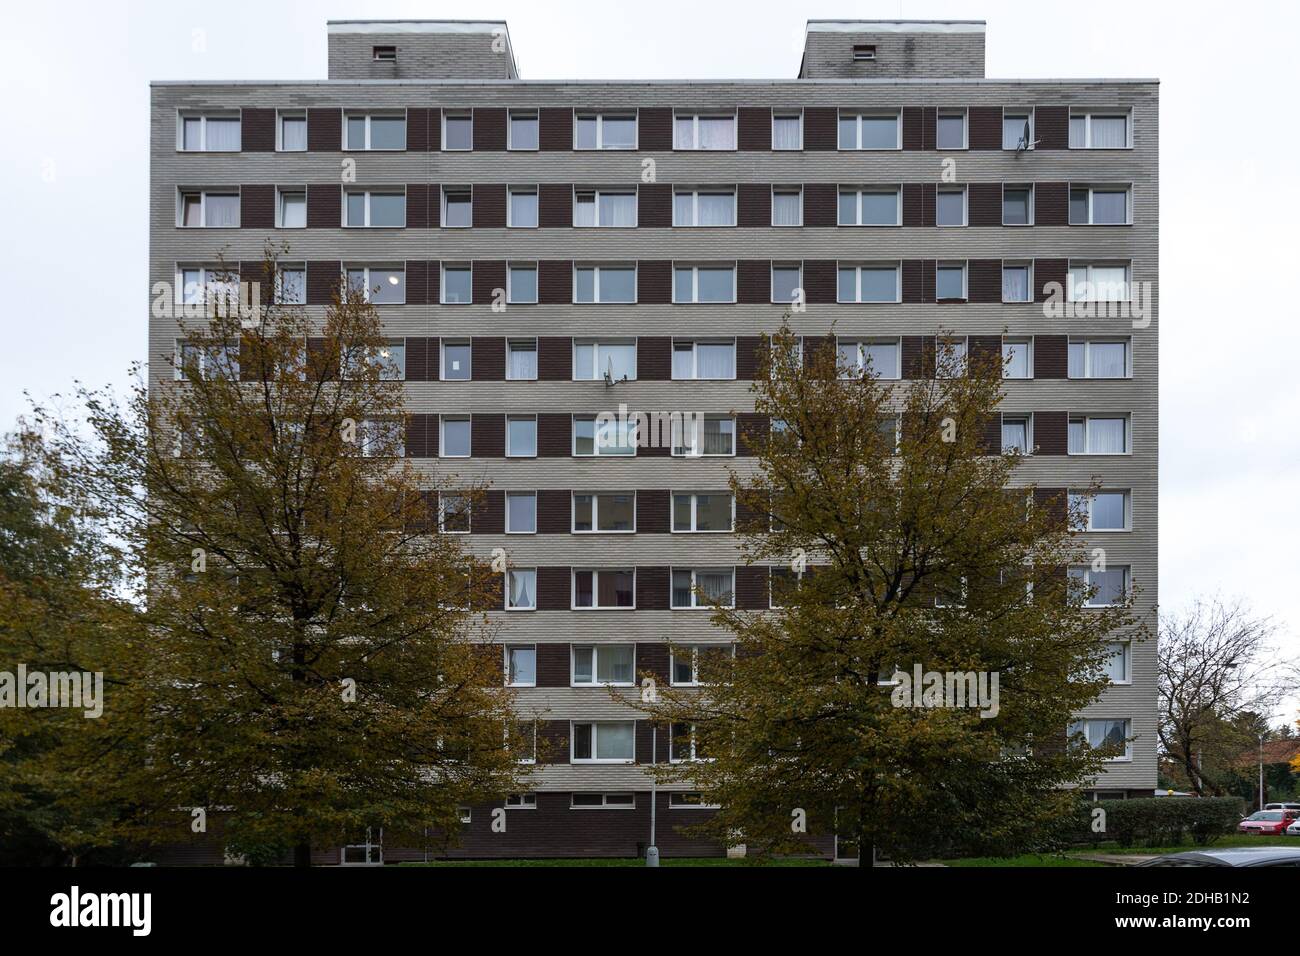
[506, 339, 538, 380]
[936, 261, 967, 301]
[441, 187, 472, 228]
[1002, 415, 1031, 454]
[672, 416, 735, 457]
[772, 112, 802, 150]
[441, 264, 472, 304]
[574, 113, 636, 150]
[672, 493, 733, 532]
[505, 793, 537, 809]
[1002, 261, 1033, 302]
[371, 45, 396, 61]
[178, 190, 239, 228]
[1102, 642, 1131, 684]
[770, 567, 803, 608]
[673, 189, 736, 227]
[458, 808, 472, 824]
[572, 645, 635, 684]
[1069, 111, 1130, 149]
[505, 646, 536, 685]
[572, 492, 635, 533]
[1003, 338, 1033, 379]
[852, 44, 876, 60]
[1067, 262, 1130, 302]
[936, 109, 968, 150]
[507, 263, 537, 304]
[1003, 110, 1034, 150]
[571, 792, 635, 808]
[573, 339, 636, 382]
[936, 186, 967, 227]
[343, 342, 405, 380]
[1068, 339, 1130, 379]
[574, 265, 636, 303]
[440, 416, 471, 458]
[506, 570, 536, 611]
[670, 646, 717, 686]
[177, 266, 239, 307]
[1068, 567, 1131, 608]
[673, 264, 735, 303]
[671, 568, 735, 609]
[1069, 490, 1131, 532]
[672, 340, 735, 380]
[1068, 415, 1130, 454]
[670, 792, 719, 809]
[179, 114, 240, 151]
[839, 187, 901, 226]
[177, 341, 240, 381]
[838, 339, 901, 379]
[505, 492, 536, 534]
[772, 187, 803, 226]
[507, 110, 538, 150]
[1067, 719, 1131, 760]
[345, 190, 406, 227]
[344, 113, 406, 150]
[1002, 185, 1034, 226]
[838, 264, 900, 303]
[669, 723, 707, 762]
[507, 187, 538, 227]
[441, 340, 472, 381]
[573, 188, 637, 227]
[442, 112, 472, 151]
[936, 337, 967, 376]
[345, 266, 405, 304]
[1070, 185, 1132, 225]
[356, 419, 404, 459]
[439, 493, 471, 533]
[674, 113, 735, 150]
[506, 416, 537, 457]
[278, 112, 307, 151]
[772, 263, 802, 304]
[573, 416, 636, 456]
[275, 266, 306, 305]
[570, 722, 636, 762]
[838, 111, 900, 150]
[277, 188, 306, 228]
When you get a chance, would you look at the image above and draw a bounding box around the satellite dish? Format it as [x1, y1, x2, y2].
[602, 356, 622, 387]
[1014, 119, 1041, 155]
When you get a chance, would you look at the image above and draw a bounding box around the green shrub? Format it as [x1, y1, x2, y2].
[1066, 796, 1245, 847]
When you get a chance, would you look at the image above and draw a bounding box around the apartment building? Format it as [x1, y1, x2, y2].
[149, 18, 1158, 862]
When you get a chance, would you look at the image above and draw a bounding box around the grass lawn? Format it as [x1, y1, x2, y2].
[401, 857, 834, 867]
[944, 853, 1105, 867]
[1075, 834, 1299, 856]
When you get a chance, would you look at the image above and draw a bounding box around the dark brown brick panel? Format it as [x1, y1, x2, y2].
[638, 107, 672, 151]
[307, 184, 340, 228]
[1035, 411, 1068, 455]
[239, 185, 274, 229]
[473, 107, 506, 150]
[1035, 335, 1068, 379]
[738, 107, 771, 150]
[638, 184, 671, 227]
[241, 108, 275, 151]
[474, 183, 506, 228]
[307, 108, 341, 151]
[536, 567, 571, 611]
[636, 489, 669, 533]
[472, 414, 504, 458]
[539, 107, 572, 150]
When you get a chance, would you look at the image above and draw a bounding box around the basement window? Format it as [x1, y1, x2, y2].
[852, 44, 876, 61]
[372, 45, 396, 62]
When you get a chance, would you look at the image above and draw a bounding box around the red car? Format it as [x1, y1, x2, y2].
[1237, 809, 1300, 835]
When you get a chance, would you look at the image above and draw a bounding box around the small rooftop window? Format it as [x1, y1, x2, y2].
[372, 45, 397, 62]
[852, 44, 876, 61]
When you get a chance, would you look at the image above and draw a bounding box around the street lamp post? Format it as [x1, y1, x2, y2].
[646, 723, 659, 867]
[1258, 734, 1265, 811]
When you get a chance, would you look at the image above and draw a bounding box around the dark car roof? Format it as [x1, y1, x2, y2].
[1139, 847, 1300, 867]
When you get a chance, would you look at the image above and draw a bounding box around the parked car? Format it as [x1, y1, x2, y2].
[1264, 802, 1300, 811]
[1237, 809, 1300, 835]
[1140, 847, 1300, 867]
[1286, 818, 1300, 837]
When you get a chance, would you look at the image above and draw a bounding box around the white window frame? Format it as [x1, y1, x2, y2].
[1001, 414, 1033, 455]
[276, 111, 307, 152]
[838, 186, 902, 227]
[837, 338, 902, 379]
[439, 416, 471, 459]
[570, 645, 637, 687]
[668, 723, 706, 763]
[1002, 184, 1035, 227]
[570, 792, 637, 809]
[344, 189, 406, 228]
[1102, 642, 1132, 685]
[1069, 184, 1134, 226]
[440, 187, 472, 229]
[438, 493, 471, 534]
[572, 188, 638, 228]
[572, 415, 637, 457]
[935, 186, 968, 227]
[176, 265, 239, 306]
[343, 112, 406, 151]
[274, 265, 306, 305]
[573, 264, 637, 304]
[506, 262, 538, 304]
[670, 492, 735, 533]
[670, 568, 736, 610]
[178, 113, 240, 152]
[670, 646, 702, 686]
[572, 338, 638, 382]
[504, 491, 537, 535]
[1068, 415, 1132, 456]
[570, 569, 637, 610]
[177, 189, 240, 228]
[935, 108, 969, 150]
[573, 112, 638, 150]
[771, 263, 804, 305]
[505, 793, 538, 809]
[344, 265, 406, 305]
[671, 339, 737, 380]
[1002, 260, 1034, 303]
[1002, 337, 1034, 380]
[771, 186, 804, 226]
[505, 338, 538, 380]
[505, 569, 537, 611]
[506, 109, 539, 151]
[1066, 261, 1132, 303]
[440, 339, 472, 381]
[1069, 566, 1132, 609]
[837, 263, 902, 303]
[1069, 110, 1133, 150]
[673, 111, 737, 151]
[936, 261, 969, 301]
[672, 264, 737, 304]
[504, 644, 537, 687]
[1068, 718, 1133, 762]
[275, 187, 306, 229]
[1068, 338, 1132, 380]
[671, 415, 736, 458]
[505, 415, 538, 459]
[838, 110, 902, 150]
[571, 491, 636, 534]
[1068, 490, 1132, 532]
[440, 111, 473, 151]
[440, 263, 472, 305]
[771, 110, 803, 150]
[672, 188, 738, 227]
[174, 339, 240, 382]
[1002, 108, 1035, 151]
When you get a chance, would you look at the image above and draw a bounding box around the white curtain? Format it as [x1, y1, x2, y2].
[673, 118, 694, 149]
[1003, 343, 1029, 378]
[697, 193, 734, 226]
[772, 116, 801, 150]
[863, 342, 898, 377]
[1068, 421, 1086, 454]
[281, 117, 307, 151]
[597, 646, 634, 684]
[600, 193, 636, 227]
[509, 570, 534, 609]
[696, 570, 733, 606]
[508, 344, 537, 379]
[1091, 116, 1128, 148]
[698, 117, 735, 149]
[1003, 421, 1028, 453]
[206, 194, 239, 227]
[595, 722, 634, 759]
[573, 196, 596, 227]
[772, 192, 801, 226]
[1091, 342, 1127, 378]
[205, 118, 240, 151]
[601, 344, 635, 381]
[1003, 266, 1030, 302]
[1089, 418, 1127, 454]
[696, 343, 734, 378]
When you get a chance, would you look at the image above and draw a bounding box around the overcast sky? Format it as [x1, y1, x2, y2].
[1, 0, 1296, 720]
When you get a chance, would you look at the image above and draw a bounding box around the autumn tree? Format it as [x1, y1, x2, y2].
[37, 251, 526, 866]
[641, 323, 1145, 865]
